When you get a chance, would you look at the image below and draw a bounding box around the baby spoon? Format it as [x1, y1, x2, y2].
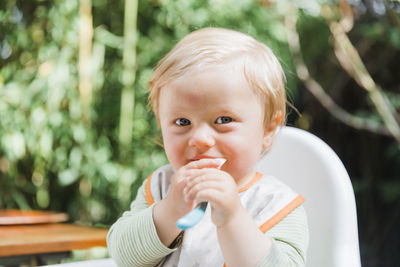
[176, 158, 226, 230]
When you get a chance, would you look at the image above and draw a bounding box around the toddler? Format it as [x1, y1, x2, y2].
[107, 27, 308, 267]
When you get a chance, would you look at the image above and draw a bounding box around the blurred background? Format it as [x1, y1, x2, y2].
[0, 0, 399, 266]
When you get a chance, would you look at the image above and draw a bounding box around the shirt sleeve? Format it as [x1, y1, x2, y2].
[256, 205, 309, 267]
[107, 179, 176, 267]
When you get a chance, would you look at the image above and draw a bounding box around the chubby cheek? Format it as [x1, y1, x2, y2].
[227, 148, 261, 180]
[162, 135, 187, 171]
[221, 134, 264, 181]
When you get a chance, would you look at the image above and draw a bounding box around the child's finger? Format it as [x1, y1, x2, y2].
[184, 180, 224, 202]
[185, 168, 223, 184]
[184, 158, 223, 170]
[192, 188, 225, 207]
[185, 171, 229, 194]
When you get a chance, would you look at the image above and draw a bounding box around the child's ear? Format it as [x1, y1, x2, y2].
[262, 111, 283, 150]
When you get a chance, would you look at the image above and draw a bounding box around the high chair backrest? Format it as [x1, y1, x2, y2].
[255, 126, 361, 267]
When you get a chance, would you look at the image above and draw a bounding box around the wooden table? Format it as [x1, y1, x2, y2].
[0, 223, 108, 266]
[0, 210, 68, 226]
[44, 258, 117, 267]
[0, 223, 108, 257]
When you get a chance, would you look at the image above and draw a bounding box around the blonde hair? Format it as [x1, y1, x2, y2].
[148, 27, 286, 130]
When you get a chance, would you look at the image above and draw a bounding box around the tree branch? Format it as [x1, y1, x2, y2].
[284, 6, 392, 137]
[119, 0, 139, 160]
[322, 4, 400, 143]
[79, 0, 93, 124]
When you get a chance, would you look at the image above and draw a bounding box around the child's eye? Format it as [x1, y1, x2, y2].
[175, 118, 191, 126]
[215, 116, 233, 124]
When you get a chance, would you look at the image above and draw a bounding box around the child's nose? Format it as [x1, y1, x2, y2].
[188, 124, 215, 149]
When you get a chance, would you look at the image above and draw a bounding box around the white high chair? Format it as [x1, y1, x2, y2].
[255, 126, 361, 267]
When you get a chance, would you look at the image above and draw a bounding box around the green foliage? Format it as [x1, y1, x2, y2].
[0, 0, 165, 224]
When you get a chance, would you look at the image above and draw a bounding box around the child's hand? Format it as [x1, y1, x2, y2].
[164, 159, 222, 219]
[183, 161, 242, 227]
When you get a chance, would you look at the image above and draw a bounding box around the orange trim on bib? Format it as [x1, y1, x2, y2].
[259, 195, 305, 233]
[238, 172, 263, 193]
[145, 172, 155, 206]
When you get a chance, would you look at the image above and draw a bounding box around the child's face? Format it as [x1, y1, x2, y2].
[158, 64, 269, 187]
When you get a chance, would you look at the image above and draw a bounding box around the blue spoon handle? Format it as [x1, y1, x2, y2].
[176, 202, 208, 230]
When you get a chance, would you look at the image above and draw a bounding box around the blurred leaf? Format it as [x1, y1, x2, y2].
[2, 132, 26, 161]
[12, 190, 30, 210]
[37, 187, 50, 208]
[101, 163, 120, 183]
[58, 168, 80, 186]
